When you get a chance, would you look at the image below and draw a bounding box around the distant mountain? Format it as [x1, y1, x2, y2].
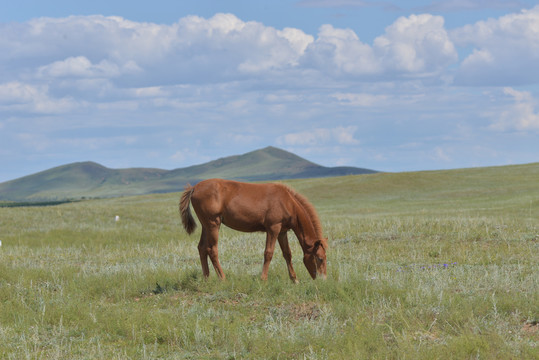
[0, 146, 377, 201]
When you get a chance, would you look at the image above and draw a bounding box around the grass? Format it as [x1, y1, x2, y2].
[0, 164, 538, 359]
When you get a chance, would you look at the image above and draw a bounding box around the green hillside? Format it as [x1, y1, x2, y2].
[0, 162, 169, 201]
[290, 161, 539, 218]
[0, 146, 375, 201]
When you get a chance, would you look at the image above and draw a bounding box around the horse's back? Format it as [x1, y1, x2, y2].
[191, 179, 294, 231]
[193, 179, 286, 202]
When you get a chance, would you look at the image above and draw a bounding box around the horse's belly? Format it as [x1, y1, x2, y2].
[221, 214, 266, 233]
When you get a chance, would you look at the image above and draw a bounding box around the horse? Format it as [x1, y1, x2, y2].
[179, 179, 328, 282]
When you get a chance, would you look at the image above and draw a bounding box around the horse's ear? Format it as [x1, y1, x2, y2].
[319, 237, 329, 250]
[314, 238, 329, 251]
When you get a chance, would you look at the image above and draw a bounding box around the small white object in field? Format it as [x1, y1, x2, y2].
[0, 240, 2, 247]
[115, 215, 120, 222]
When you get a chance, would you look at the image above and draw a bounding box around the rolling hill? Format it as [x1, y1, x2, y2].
[0, 146, 376, 201]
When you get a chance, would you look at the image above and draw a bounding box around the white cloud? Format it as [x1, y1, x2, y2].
[37, 56, 141, 79]
[0, 12, 460, 93]
[1, 14, 313, 87]
[373, 14, 458, 75]
[452, 5, 539, 85]
[302, 24, 381, 76]
[277, 126, 360, 146]
[492, 87, 539, 131]
[3, 9, 539, 93]
[302, 14, 457, 79]
[0, 81, 77, 113]
[175, 14, 314, 76]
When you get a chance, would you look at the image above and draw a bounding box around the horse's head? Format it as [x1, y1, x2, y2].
[303, 238, 328, 279]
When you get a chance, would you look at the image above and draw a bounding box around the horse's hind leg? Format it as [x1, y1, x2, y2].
[206, 224, 226, 280]
[198, 228, 211, 278]
[278, 231, 298, 283]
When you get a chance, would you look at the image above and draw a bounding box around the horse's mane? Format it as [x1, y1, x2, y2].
[278, 184, 327, 249]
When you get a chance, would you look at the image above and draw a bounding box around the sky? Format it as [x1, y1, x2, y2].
[1, 0, 539, 182]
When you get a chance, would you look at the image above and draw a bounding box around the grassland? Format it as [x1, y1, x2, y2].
[0, 164, 538, 359]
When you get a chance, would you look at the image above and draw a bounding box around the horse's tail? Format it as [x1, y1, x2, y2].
[179, 184, 197, 235]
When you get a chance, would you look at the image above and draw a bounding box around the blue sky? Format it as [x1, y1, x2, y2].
[1, 0, 539, 182]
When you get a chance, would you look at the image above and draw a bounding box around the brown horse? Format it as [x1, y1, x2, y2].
[179, 179, 328, 282]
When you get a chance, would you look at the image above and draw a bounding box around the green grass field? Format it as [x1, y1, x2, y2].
[1, 164, 538, 359]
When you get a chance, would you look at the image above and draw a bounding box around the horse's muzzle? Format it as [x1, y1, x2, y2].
[317, 272, 327, 280]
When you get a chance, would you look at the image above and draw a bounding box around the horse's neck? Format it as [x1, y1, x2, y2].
[291, 200, 318, 251]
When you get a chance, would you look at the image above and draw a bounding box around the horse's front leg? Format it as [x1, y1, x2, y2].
[261, 227, 279, 281]
[278, 231, 298, 283]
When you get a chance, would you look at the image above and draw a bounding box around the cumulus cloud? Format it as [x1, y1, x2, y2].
[171, 14, 314, 78]
[301, 24, 381, 76]
[0, 14, 314, 87]
[302, 14, 457, 78]
[452, 5, 539, 85]
[492, 87, 539, 131]
[0, 11, 467, 124]
[0, 11, 462, 95]
[373, 14, 457, 75]
[3, 9, 539, 96]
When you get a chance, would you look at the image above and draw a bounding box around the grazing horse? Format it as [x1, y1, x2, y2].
[179, 179, 328, 282]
